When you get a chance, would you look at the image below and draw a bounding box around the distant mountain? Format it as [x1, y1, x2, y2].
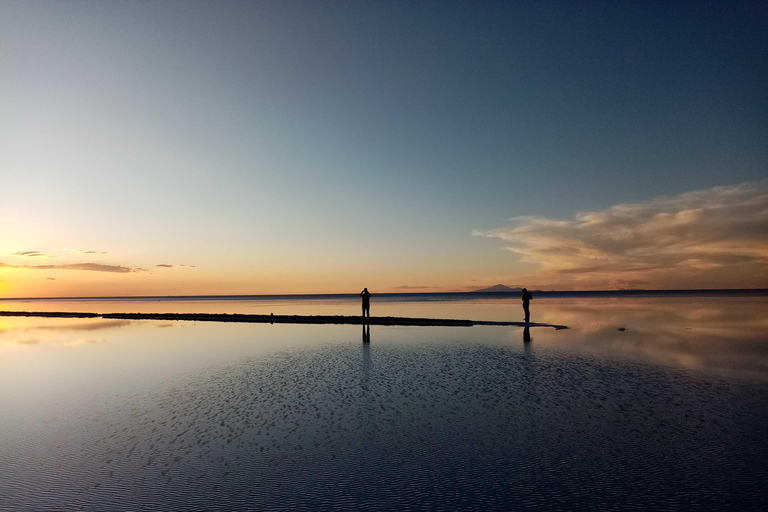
[471, 284, 523, 293]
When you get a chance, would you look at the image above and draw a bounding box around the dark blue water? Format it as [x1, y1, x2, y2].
[3, 333, 768, 511]
[2, 298, 768, 511]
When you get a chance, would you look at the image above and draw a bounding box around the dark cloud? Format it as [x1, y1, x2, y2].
[156, 264, 173, 268]
[0, 262, 140, 273]
[474, 181, 768, 289]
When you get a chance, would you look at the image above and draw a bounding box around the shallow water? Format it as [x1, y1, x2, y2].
[2, 297, 767, 510]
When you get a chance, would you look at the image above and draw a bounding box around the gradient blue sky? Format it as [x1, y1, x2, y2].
[1, 1, 766, 296]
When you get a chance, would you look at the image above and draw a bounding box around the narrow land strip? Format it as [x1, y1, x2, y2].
[0, 311, 568, 329]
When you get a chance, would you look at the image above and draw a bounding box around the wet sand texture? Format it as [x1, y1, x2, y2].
[4, 343, 767, 511]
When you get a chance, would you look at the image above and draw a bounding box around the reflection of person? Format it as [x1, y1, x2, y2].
[360, 287, 372, 317]
[362, 323, 370, 344]
[523, 325, 531, 343]
[522, 288, 533, 323]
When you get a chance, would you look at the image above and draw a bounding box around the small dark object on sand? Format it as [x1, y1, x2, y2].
[618, 327, 627, 331]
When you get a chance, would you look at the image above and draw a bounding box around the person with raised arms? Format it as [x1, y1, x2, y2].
[360, 287, 372, 318]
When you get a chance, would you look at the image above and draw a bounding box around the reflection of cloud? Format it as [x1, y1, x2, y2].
[0, 320, 132, 335]
[0, 262, 141, 273]
[1, 319, 116, 347]
[3, 333, 111, 347]
[474, 181, 768, 289]
[44, 338, 110, 347]
[44, 320, 132, 331]
[530, 298, 768, 380]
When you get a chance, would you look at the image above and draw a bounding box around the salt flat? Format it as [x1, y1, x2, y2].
[2, 296, 767, 511]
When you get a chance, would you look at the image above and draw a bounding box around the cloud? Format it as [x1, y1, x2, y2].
[12, 251, 45, 257]
[78, 250, 107, 254]
[157, 264, 174, 268]
[473, 181, 768, 289]
[393, 285, 438, 290]
[46, 277, 56, 281]
[0, 262, 141, 273]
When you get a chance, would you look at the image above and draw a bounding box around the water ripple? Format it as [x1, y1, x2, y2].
[3, 343, 768, 511]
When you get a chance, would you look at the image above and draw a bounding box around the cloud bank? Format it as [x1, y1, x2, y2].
[474, 181, 768, 289]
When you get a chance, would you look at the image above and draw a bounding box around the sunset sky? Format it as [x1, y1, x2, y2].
[1, 1, 766, 297]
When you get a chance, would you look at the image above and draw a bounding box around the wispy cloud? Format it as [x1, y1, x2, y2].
[0, 262, 141, 273]
[393, 285, 438, 290]
[156, 264, 174, 268]
[473, 181, 768, 289]
[12, 251, 46, 257]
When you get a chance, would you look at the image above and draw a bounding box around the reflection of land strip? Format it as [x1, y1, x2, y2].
[0, 311, 568, 329]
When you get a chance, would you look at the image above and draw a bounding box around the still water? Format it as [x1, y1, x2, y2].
[2, 296, 767, 510]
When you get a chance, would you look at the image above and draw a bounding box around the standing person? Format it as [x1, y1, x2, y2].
[522, 288, 533, 323]
[360, 287, 372, 318]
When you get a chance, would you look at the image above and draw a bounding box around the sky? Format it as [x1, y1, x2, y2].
[1, 0, 766, 297]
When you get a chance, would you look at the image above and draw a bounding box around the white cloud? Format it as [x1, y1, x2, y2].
[474, 181, 768, 289]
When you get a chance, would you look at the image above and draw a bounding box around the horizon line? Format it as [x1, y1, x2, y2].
[1, 287, 767, 301]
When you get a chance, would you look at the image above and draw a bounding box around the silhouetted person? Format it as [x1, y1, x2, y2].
[362, 323, 370, 344]
[522, 288, 533, 323]
[360, 287, 371, 318]
[523, 325, 531, 343]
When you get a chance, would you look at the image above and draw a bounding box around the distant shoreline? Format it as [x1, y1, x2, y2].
[1, 288, 766, 301]
[0, 311, 568, 329]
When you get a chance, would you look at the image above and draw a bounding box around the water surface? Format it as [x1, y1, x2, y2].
[2, 297, 767, 510]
